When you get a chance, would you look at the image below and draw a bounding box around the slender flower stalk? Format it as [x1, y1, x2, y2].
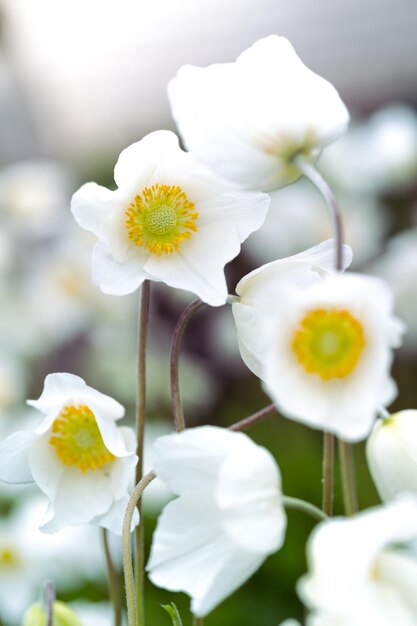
[229, 404, 276, 432]
[45, 582, 55, 626]
[192, 617, 204, 626]
[170, 299, 205, 431]
[102, 529, 122, 626]
[282, 496, 328, 522]
[338, 439, 358, 515]
[135, 281, 151, 626]
[322, 432, 335, 516]
[123, 472, 156, 626]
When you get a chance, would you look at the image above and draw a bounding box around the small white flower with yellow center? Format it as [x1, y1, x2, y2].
[232, 240, 353, 379]
[260, 273, 403, 441]
[0, 373, 138, 534]
[71, 130, 269, 306]
[298, 497, 417, 625]
[168, 35, 349, 191]
[147, 426, 286, 617]
[366, 410, 417, 502]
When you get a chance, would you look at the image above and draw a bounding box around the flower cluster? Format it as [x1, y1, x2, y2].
[0, 30, 415, 626]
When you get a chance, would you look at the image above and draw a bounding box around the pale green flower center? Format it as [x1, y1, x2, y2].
[125, 183, 199, 256]
[49, 404, 115, 472]
[291, 308, 365, 379]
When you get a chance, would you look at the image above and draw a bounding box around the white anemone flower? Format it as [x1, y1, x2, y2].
[298, 497, 417, 626]
[168, 35, 349, 191]
[232, 240, 353, 378]
[367, 410, 417, 502]
[260, 273, 403, 441]
[0, 373, 138, 534]
[71, 130, 269, 306]
[147, 426, 286, 617]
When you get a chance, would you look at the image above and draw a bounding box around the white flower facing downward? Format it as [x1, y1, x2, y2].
[0, 373, 138, 534]
[146, 426, 286, 617]
[168, 36, 349, 191]
[367, 410, 417, 502]
[232, 240, 353, 379]
[298, 497, 417, 626]
[71, 130, 269, 306]
[260, 273, 403, 441]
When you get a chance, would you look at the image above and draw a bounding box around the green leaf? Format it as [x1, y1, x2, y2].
[161, 602, 183, 626]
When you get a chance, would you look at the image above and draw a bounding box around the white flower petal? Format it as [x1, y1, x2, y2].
[91, 242, 151, 296]
[94, 494, 139, 536]
[144, 223, 240, 306]
[27, 372, 88, 416]
[71, 182, 121, 238]
[0, 431, 35, 483]
[40, 466, 114, 532]
[29, 432, 66, 501]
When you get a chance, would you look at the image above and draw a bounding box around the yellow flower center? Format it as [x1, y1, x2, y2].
[291, 308, 365, 380]
[0, 547, 20, 569]
[125, 183, 198, 256]
[49, 404, 115, 472]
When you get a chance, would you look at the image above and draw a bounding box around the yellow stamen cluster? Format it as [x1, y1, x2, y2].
[49, 404, 115, 472]
[125, 183, 198, 256]
[0, 547, 20, 569]
[291, 308, 365, 380]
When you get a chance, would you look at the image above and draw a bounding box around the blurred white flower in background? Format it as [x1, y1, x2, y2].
[299, 497, 417, 625]
[0, 373, 138, 534]
[319, 105, 417, 194]
[370, 228, 417, 353]
[260, 273, 403, 441]
[68, 602, 112, 626]
[244, 179, 389, 268]
[169, 35, 349, 191]
[71, 130, 269, 305]
[147, 426, 286, 616]
[367, 410, 417, 502]
[0, 160, 72, 239]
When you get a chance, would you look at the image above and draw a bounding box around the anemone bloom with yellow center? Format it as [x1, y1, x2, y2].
[0, 373, 138, 534]
[261, 273, 404, 441]
[71, 130, 269, 306]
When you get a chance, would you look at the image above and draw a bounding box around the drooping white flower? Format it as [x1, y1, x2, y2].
[367, 410, 417, 502]
[232, 240, 353, 378]
[168, 35, 349, 191]
[298, 497, 417, 626]
[147, 426, 286, 617]
[71, 130, 269, 306]
[0, 373, 138, 534]
[260, 273, 403, 441]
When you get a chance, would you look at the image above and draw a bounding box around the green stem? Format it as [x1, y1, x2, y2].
[170, 299, 205, 432]
[134, 280, 151, 626]
[338, 439, 358, 515]
[192, 617, 204, 626]
[322, 432, 335, 516]
[229, 404, 276, 431]
[283, 496, 327, 522]
[102, 528, 122, 626]
[123, 472, 156, 626]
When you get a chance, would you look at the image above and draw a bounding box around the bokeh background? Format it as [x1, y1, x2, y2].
[1, 1, 417, 624]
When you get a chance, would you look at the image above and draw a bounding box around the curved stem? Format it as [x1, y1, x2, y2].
[322, 431, 335, 516]
[102, 528, 122, 626]
[338, 440, 358, 515]
[135, 280, 151, 626]
[295, 156, 344, 271]
[170, 299, 205, 432]
[123, 472, 156, 626]
[229, 404, 276, 432]
[283, 496, 328, 522]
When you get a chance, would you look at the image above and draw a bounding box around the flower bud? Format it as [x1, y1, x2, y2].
[22, 601, 83, 626]
[366, 410, 417, 501]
